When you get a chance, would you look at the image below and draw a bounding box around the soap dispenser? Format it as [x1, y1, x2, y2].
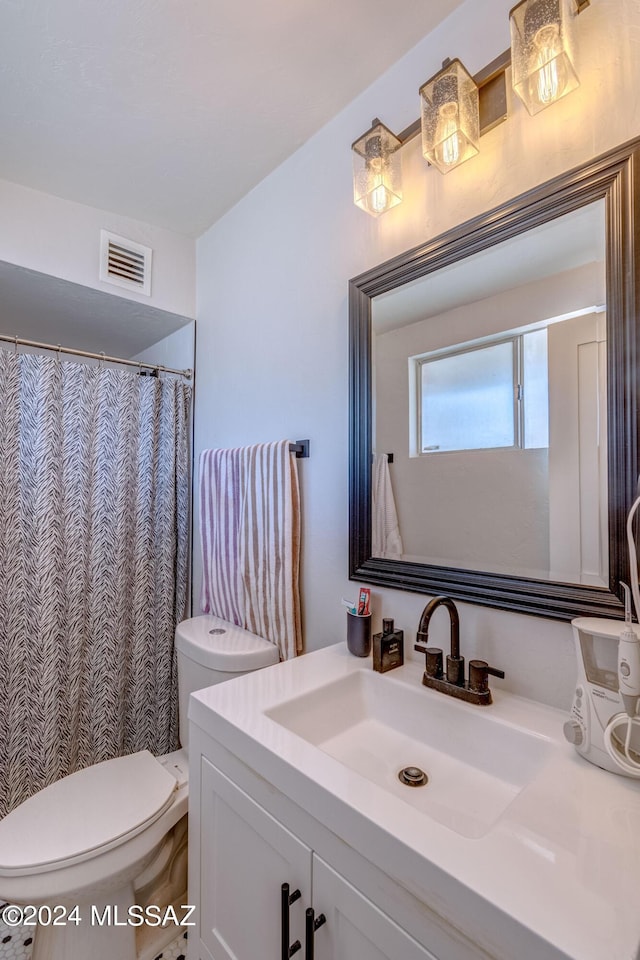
[373, 618, 404, 673]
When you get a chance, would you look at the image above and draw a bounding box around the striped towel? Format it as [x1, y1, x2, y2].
[199, 446, 245, 628]
[372, 453, 403, 558]
[200, 440, 302, 660]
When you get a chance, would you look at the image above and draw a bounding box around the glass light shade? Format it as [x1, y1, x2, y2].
[352, 121, 402, 218]
[510, 0, 580, 115]
[419, 59, 479, 175]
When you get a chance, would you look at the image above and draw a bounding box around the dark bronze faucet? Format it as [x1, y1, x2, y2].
[414, 596, 504, 706]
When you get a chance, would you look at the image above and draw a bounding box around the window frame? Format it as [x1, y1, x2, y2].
[414, 329, 550, 456]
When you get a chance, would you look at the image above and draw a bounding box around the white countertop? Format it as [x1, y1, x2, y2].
[190, 643, 640, 960]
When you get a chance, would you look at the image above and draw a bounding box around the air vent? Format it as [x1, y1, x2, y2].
[99, 230, 152, 297]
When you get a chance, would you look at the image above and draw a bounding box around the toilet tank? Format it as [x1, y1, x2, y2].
[175, 615, 280, 750]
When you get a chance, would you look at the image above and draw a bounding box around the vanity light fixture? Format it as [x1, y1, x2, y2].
[351, 119, 403, 218]
[352, 52, 510, 215]
[419, 59, 480, 174]
[509, 0, 589, 115]
[351, 0, 590, 215]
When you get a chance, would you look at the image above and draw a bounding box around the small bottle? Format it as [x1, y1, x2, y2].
[373, 618, 404, 673]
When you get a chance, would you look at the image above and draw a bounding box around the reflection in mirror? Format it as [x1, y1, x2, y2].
[371, 202, 607, 586]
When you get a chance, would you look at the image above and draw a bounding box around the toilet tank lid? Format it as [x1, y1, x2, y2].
[0, 751, 177, 874]
[175, 615, 280, 671]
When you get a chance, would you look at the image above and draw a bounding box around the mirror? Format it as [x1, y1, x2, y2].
[349, 140, 640, 621]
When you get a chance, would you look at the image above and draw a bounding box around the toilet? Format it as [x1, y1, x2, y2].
[0, 614, 280, 960]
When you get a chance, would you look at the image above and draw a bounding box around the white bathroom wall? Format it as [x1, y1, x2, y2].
[194, 0, 638, 709]
[0, 177, 195, 319]
[132, 323, 195, 372]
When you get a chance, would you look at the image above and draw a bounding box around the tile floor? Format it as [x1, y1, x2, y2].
[0, 907, 188, 960]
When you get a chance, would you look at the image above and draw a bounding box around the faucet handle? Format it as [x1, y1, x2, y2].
[414, 644, 444, 679]
[468, 659, 505, 694]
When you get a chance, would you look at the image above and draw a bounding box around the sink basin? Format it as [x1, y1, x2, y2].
[266, 668, 552, 838]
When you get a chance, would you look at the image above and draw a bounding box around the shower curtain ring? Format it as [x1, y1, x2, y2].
[99, 351, 105, 368]
[56, 344, 61, 362]
[13, 336, 18, 354]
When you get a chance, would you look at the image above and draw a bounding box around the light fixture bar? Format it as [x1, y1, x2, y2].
[475, 49, 511, 134]
[396, 118, 421, 144]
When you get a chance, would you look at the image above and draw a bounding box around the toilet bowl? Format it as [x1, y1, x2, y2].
[0, 615, 280, 960]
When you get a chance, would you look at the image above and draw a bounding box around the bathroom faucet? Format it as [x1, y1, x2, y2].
[417, 596, 463, 684]
[414, 596, 504, 706]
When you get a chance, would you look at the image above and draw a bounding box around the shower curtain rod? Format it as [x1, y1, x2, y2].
[0, 332, 193, 379]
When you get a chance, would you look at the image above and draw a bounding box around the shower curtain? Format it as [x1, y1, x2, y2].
[0, 349, 191, 817]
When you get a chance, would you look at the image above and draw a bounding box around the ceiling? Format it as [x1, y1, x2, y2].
[0, 0, 467, 237]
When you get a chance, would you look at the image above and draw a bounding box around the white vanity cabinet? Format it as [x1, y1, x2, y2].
[312, 856, 438, 960]
[194, 754, 437, 960]
[188, 645, 640, 960]
[198, 757, 310, 959]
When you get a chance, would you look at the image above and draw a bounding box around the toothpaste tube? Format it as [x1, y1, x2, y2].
[357, 587, 370, 616]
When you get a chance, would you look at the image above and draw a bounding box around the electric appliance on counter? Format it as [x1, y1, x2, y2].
[566, 489, 640, 777]
[567, 615, 640, 775]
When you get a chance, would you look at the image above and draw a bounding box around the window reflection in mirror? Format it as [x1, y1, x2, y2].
[371, 200, 606, 586]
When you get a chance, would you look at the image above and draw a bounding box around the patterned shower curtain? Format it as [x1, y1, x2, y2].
[0, 349, 191, 817]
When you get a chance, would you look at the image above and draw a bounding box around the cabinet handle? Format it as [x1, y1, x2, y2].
[305, 907, 327, 960]
[281, 883, 302, 959]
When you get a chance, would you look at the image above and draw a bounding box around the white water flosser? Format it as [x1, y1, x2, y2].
[622, 487, 640, 714]
[618, 583, 640, 717]
[602, 494, 640, 776]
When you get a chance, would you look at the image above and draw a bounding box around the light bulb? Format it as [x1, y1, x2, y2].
[435, 102, 461, 168]
[368, 182, 391, 215]
[365, 153, 391, 215]
[532, 24, 567, 106]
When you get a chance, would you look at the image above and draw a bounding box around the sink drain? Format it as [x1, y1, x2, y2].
[398, 766, 428, 787]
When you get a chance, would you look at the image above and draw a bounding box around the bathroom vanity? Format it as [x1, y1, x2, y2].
[188, 643, 640, 960]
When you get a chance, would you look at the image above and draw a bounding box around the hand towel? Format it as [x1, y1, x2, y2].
[200, 440, 301, 659]
[372, 453, 403, 558]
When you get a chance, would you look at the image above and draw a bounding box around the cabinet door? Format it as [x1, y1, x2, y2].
[200, 758, 311, 960]
[312, 855, 439, 960]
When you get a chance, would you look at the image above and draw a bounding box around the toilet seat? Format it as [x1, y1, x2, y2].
[0, 751, 177, 877]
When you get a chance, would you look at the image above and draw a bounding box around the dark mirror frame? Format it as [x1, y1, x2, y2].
[349, 137, 640, 621]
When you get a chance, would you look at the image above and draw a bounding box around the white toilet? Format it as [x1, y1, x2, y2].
[0, 615, 280, 960]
